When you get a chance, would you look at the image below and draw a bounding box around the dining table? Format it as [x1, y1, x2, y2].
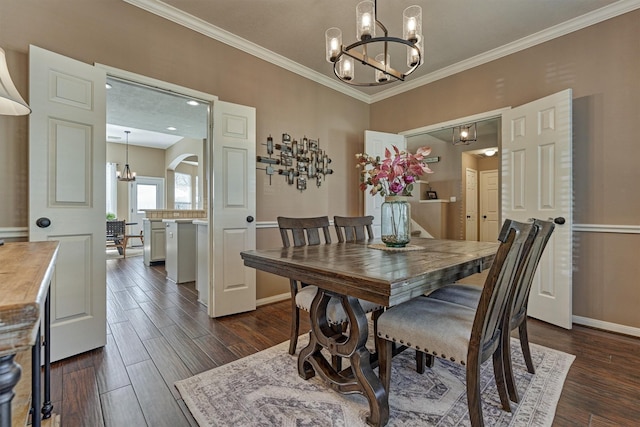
[240, 237, 499, 426]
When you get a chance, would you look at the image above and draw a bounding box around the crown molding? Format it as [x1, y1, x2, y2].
[371, 0, 640, 103]
[125, 0, 640, 105]
[122, 0, 370, 103]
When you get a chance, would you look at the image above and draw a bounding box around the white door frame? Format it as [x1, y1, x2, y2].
[98, 66, 221, 306]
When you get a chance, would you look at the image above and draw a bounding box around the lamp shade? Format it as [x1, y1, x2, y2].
[0, 48, 31, 116]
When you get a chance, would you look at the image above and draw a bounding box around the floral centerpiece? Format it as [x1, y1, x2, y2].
[356, 145, 433, 197]
[356, 145, 434, 247]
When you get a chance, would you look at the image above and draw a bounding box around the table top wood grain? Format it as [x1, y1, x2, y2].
[241, 238, 498, 306]
[0, 241, 59, 356]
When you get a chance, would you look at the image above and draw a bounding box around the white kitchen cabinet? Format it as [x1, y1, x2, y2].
[143, 219, 166, 266]
[163, 219, 196, 284]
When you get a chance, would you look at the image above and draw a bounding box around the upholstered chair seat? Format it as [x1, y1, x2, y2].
[377, 298, 476, 365]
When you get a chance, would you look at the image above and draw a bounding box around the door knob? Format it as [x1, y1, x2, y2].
[36, 217, 51, 228]
[553, 217, 566, 225]
[246, 216, 254, 223]
[482, 215, 487, 219]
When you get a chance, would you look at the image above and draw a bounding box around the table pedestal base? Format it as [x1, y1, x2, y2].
[298, 289, 389, 427]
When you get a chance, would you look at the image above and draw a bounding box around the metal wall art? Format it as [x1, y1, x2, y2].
[257, 133, 333, 191]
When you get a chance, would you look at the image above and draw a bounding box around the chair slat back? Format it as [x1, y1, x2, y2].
[470, 219, 536, 363]
[334, 215, 374, 242]
[510, 219, 555, 325]
[106, 220, 125, 238]
[277, 216, 331, 248]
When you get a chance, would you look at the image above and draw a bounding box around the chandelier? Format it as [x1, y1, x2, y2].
[325, 0, 423, 86]
[452, 123, 477, 146]
[117, 130, 136, 181]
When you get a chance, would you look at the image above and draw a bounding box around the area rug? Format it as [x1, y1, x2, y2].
[106, 246, 143, 259]
[175, 335, 574, 427]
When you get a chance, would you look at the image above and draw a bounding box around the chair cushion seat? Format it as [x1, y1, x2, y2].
[376, 298, 476, 365]
[295, 286, 383, 325]
[427, 284, 482, 309]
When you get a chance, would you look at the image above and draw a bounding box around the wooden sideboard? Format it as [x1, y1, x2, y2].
[0, 241, 59, 427]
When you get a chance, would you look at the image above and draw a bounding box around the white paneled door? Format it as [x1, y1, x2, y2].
[502, 89, 573, 329]
[479, 169, 499, 242]
[210, 101, 257, 317]
[29, 45, 107, 361]
[363, 130, 406, 237]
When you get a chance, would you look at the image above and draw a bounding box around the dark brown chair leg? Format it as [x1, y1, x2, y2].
[289, 303, 299, 355]
[466, 361, 484, 427]
[493, 345, 512, 412]
[519, 320, 535, 374]
[502, 329, 520, 403]
[416, 351, 425, 374]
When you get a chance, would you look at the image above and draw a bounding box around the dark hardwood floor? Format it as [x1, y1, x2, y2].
[44, 255, 640, 426]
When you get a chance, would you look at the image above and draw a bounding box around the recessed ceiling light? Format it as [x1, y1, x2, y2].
[186, 100, 199, 106]
[167, 126, 177, 131]
[105, 83, 112, 89]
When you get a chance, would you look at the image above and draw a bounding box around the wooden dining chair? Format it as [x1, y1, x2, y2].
[106, 220, 144, 258]
[426, 218, 555, 403]
[333, 215, 375, 242]
[375, 219, 536, 427]
[277, 216, 383, 357]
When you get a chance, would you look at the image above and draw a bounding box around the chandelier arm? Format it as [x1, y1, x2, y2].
[338, 36, 421, 81]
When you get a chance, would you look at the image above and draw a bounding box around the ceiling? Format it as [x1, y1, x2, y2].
[110, 0, 633, 146]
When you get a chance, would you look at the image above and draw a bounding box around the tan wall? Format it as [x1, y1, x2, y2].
[371, 10, 640, 327]
[0, 0, 369, 299]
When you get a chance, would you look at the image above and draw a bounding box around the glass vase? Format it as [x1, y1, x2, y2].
[381, 196, 411, 247]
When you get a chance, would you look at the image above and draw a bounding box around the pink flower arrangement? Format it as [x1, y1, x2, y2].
[356, 145, 434, 197]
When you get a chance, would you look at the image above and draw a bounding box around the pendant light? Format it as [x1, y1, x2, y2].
[117, 130, 136, 181]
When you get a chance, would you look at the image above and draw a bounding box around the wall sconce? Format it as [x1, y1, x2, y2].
[452, 123, 477, 146]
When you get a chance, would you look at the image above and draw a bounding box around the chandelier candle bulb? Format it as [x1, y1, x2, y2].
[375, 53, 390, 83]
[338, 56, 354, 80]
[325, 28, 342, 62]
[403, 6, 422, 43]
[356, 1, 375, 40]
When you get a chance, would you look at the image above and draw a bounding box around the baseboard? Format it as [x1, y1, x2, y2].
[572, 315, 640, 338]
[256, 292, 290, 307]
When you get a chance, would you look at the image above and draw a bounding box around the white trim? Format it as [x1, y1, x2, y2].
[256, 292, 290, 307]
[400, 108, 511, 136]
[124, 0, 640, 104]
[573, 224, 640, 234]
[256, 221, 278, 229]
[573, 315, 640, 338]
[0, 227, 28, 239]
[95, 63, 219, 103]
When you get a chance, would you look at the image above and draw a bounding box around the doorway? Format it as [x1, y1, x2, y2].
[402, 112, 505, 240]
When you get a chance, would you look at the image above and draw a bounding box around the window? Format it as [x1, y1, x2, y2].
[174, 172, 192, 210]
[106, 162, 117, 218]
[136, 184, 158, 211]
